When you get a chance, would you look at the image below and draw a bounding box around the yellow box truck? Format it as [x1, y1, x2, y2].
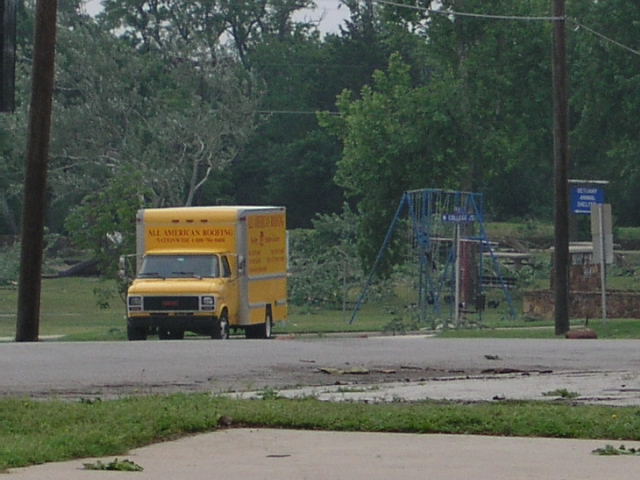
[126, 206, 287, 340]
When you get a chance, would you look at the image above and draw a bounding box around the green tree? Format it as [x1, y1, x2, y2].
[231, 0, 402, 227]
[323, 0, 561, 264]
[289, 204, 362, 307]
[0, 0, 42, 235]
[99, 1, 227, 54]
[51, 14, 258, 215]
[0, 111, 26, 234]
[64, 173, 148, 279]
[0, 242, 21, 286]
[419, 0, 553, 218]
[231, 32, 345, 227]
[322, 54, 464, 265]
[569, 0, 640, 225]
[99, 0, 314, 65]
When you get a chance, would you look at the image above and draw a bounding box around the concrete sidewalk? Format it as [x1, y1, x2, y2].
[231, 370, 640, 406]
[6, 428, 640, 480]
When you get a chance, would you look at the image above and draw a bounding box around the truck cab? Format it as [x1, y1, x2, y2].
[127, 251, 239, 340]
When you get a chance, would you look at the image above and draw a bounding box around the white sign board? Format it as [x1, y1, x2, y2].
[591, 203, 613, 264]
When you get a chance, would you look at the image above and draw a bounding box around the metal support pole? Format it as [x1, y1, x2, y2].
[349, 195, 407, 324]
[598, 205, 607, 323]
[454, 223, 461, 327]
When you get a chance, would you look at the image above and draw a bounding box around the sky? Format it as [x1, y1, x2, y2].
[83, 0, 350, 34]
[297, 0, 349, 33]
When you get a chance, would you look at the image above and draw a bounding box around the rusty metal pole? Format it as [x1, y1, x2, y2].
[552, 0, 570, 335]
[15, 0, 58, 342]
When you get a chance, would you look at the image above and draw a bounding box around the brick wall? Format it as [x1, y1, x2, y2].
[523, 290, 640, 320]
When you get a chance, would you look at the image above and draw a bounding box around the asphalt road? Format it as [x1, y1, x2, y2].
[5, 336, 640, 479]
[2, 336, 640, 399]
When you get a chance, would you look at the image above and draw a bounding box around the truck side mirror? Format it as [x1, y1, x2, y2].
[238, 255, 245, 275]
[118, 255, 127, 280]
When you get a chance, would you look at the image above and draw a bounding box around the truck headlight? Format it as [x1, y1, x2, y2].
[128, 296, 143, 312]
[200, 296, 215, 311]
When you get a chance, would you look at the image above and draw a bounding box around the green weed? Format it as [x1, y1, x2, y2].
[258, 387, 280, 400]
[3, 395, 640, 470]
[592, 444, 640, 456]
[542, 389, 580, 399]
[83, 458, 143, 471]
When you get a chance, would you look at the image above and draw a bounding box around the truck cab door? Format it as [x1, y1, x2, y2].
[222, 255, 240, 325]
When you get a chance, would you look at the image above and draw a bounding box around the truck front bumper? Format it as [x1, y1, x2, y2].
[128, 313, 216, 334]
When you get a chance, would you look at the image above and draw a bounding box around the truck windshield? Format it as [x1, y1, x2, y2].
[138, 255, 219, 279]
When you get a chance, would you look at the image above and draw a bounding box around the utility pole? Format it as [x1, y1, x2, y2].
[15, 0, 58, 342]
[1, 0, 17, 112]
[552, 0, 570, 335]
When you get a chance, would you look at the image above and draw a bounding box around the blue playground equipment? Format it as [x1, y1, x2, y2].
[350, 189, 516, 328]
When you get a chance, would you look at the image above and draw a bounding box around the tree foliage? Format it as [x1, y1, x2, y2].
[323, 0, 556, 264]
[53, 13, 259, 209]
[1, 0, 640, 280]
[288, 204, 362, 307]
[569, 0, 640, 225]
[231, 32, 345, 227]
[322, 54, 465, 264]
[64, 173, 148, 278]
[99, 0, 315, 65]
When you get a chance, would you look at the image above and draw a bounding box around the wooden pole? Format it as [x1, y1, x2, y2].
[0, 0, 17, 112]
[552, 0, 570, 335]
[15, 0, 58, 342]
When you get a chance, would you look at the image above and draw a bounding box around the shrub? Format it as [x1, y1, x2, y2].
[0, 242, 20, 287]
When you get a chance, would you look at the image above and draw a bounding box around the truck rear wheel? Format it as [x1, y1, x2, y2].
[245, 310, 272, 339]
[263, 312, 272, 339]
[212, 311, 230, 340]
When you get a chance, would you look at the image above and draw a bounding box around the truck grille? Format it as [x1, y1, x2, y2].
[144, 296, 199, 311]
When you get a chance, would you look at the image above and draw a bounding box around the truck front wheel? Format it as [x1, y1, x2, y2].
[212, 311, 230, 340]
[127, 324, 147, 341]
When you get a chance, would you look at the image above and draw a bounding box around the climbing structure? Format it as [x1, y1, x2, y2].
[351, 188, 515, 328]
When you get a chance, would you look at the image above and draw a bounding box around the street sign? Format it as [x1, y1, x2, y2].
[571, 185, 605, 215]
[591, 202, 613, 323]
[442, 213, 475, 223]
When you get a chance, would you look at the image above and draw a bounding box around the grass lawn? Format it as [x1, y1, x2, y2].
[275, 303, 402, 335]
[0, 277, 124, 340]
[0, 278, 407, 340]
[437, 319, 640, 339]
[2, 277, 640, 340]
[2, 394, 640, 471]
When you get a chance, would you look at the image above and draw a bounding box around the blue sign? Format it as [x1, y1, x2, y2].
[571, 186, 605, 214]
[442, 213, 476, 223]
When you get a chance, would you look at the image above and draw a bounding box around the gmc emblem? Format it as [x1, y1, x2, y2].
[162, 300, 179, 307]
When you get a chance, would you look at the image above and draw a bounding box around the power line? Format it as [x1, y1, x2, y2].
[257, 62, 373, 69]
[258, 109, 341, 115]
[568, 18, 640, 57]
[374, 0, 640, 58]
[375, 0, 562, 22]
